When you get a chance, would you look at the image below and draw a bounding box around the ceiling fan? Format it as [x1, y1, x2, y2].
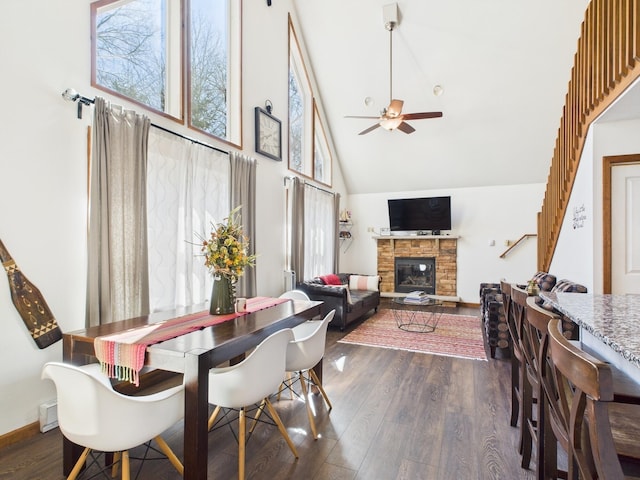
[346, 9, 443, 135]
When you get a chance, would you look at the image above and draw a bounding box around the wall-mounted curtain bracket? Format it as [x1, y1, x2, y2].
[61, 88, 94, 119]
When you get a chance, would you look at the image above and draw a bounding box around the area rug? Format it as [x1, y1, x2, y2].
[338, 309, 487, 361]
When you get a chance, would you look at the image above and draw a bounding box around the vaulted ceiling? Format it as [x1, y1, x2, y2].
[292, 0, 591, 195]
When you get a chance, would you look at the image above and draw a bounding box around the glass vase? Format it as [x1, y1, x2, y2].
[210, 274, 236, 315]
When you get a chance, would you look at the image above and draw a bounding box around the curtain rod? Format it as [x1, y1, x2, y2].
[62, 88, 229, 156]
[284, 176, 335, 196]
[150, 123, 228, 155]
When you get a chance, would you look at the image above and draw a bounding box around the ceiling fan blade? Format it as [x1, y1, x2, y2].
[402, 111, 443, 120]
[344, 115, 382, 119]
[387, 99, 404, 117]
[358, 123, 382, 135]
[396, 122, 415, 134]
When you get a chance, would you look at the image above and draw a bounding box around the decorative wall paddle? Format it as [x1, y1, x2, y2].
[0, 238, 62, 348]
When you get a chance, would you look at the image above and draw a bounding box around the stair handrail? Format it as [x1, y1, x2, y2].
[500, 234, 536, 259]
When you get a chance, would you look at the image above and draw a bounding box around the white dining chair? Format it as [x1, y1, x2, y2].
[279, 309, 335, 440]
[278, 290, 311, 301]
[207, 328, 297, 480]
[41, 362, 184, 480]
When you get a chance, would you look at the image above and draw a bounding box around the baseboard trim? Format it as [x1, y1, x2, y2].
[0, 421, 40, 450]
[459, 302, 480, 309]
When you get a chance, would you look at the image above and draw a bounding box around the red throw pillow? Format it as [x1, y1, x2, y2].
[319, 274, 342, 285]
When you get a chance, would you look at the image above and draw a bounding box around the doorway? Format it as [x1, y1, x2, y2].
[603, 154, 640, 293]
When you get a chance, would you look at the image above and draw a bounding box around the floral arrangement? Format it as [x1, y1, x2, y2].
[200, 206, 256, 280]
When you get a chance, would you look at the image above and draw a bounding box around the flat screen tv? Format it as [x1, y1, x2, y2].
[388, 196, 451, 232]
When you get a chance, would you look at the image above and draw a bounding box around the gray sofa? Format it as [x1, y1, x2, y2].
[297, 273, 381, 330]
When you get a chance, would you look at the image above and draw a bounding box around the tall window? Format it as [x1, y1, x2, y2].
[313, 100, 332, 186]
[91, 0, 241, 146]
[288, 18, 313, 177]
[288, 15, 332, 186]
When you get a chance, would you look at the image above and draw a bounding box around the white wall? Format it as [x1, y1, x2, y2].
[341, 183, 545, 302]
[549, 129, 595, 290]
[550, 118, 640, 292]
[0, 0, 350, 436]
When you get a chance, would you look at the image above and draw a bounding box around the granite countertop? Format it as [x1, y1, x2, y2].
[539, 291, 640, 370]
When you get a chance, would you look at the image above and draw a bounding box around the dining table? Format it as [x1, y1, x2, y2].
[62, 298, 322, 480]
[539, 291, 640, 381]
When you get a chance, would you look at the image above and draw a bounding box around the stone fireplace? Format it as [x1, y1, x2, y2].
[376, 236, 457, 298]
[394, 257, 436, 294]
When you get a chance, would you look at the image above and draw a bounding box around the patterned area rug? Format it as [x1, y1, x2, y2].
[338, 309, 487, 361]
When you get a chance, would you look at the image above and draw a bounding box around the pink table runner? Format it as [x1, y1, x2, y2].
[94, 297, 288, 385]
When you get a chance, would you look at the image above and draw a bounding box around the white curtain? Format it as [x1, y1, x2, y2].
[146, 127, 229, 312]
[87, 97, 151, 326]
[303, 183, 336, 279]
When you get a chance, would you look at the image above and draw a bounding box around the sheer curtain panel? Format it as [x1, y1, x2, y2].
[303, 184, 336, 279]
[146, 127, 229, 312]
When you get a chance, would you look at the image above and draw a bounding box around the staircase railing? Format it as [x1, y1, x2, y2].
[538, 0, 640, 271]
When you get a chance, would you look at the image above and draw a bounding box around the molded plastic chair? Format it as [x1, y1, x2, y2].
[207, 328, 297, 480]
[279, 309, 335, 440]
[41, 362, 184, 480]
[278, 290, 311, 301]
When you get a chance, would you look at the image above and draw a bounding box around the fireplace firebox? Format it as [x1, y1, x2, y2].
[394, 257, 436, 294]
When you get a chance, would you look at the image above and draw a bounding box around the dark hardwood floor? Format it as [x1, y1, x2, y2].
[0, 304, 534, 479]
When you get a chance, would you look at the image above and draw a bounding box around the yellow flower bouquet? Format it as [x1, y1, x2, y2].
[200, 206, 256, 314]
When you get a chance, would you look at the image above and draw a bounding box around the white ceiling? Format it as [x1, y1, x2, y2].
[292, 0, 592, 195]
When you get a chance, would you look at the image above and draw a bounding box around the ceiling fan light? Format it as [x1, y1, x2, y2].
[380, 117, 403, 130]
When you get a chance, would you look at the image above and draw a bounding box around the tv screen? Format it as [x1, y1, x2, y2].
[388, 196, 451, 232]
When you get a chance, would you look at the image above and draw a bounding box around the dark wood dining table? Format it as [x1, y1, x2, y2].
[62, 298, 322, 480]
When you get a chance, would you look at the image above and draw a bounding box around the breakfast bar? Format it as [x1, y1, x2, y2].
[539, 292, 640, 381]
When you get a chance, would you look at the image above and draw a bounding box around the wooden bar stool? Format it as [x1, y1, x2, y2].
[510, 284, 535, 468]
[547, 318, 640, 479]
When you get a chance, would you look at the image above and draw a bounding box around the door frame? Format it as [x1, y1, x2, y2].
[603, 153, 640, 293]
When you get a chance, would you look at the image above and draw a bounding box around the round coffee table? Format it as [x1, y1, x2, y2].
[391, 296, 443, 333]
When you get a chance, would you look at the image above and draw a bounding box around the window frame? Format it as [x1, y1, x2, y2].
[90, 0, 242, 148]
[287, 15, 333, 187]
[313, 99, 332, 186]
[287, 15, 314, 178]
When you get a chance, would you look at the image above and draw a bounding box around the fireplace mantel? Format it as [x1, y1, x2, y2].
[373, 235, 459, 240]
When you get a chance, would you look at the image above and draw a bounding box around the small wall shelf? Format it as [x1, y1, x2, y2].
[339, 221, 353, 253]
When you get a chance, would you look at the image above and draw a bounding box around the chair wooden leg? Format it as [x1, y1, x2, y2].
[154, 435, 184, 475]
[264, 398, 299, 458]
[249, 399, 266, 434]
[239, 407, 246, 480]
[298, 372, 318, 440]
[520, 371, 533, 469]
[510, 354, 520, 427]
[277, 372, 294, 401]
[68, 447, 90, 480]
[208, 405, 222, 431]
[121, 451, 130, 480]
[112, 451, 121, 477]
[309, 369, 332, 410]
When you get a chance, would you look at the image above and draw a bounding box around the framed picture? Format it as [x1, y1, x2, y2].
[255, 107, 282, 161]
